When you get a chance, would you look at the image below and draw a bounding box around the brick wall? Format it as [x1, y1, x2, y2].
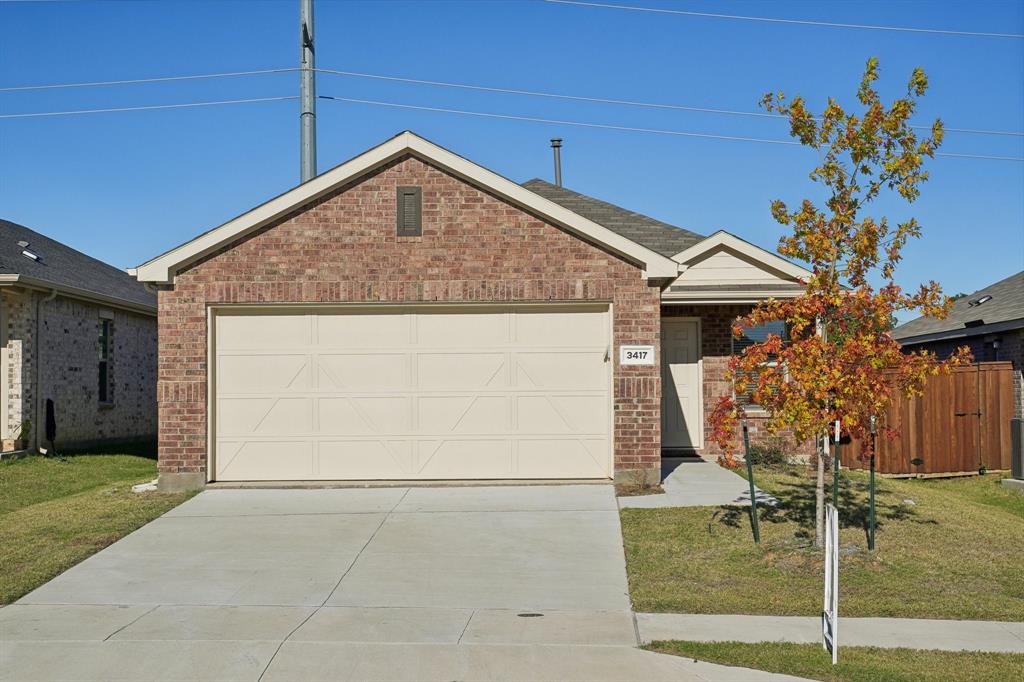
[158, 155, 662, 484]
[662, 304, 813, 458]
[2, 290, 157, 448]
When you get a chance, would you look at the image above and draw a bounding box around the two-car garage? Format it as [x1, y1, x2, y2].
[212, 304, 612, 482]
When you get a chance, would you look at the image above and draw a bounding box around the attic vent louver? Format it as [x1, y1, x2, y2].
[396, 186, 422, 237]
[968, 295, 992, 307]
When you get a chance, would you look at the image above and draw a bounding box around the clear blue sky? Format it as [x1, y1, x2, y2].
[2, 0, 1022, 317]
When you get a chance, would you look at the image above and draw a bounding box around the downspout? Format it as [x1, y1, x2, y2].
[34, 289, 57, 452]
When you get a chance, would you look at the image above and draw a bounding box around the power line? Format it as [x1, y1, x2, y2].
[316, 68, 1023, 138]
[0, 67, 297, 92]
[318, 94, 1024, 161]
[0, 95, 298, 119]
[3, 65, 1021, 137]
[545, 0, 1024, 39]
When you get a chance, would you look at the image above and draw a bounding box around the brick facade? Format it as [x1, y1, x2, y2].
[1, 289, 157, 449]
[662, 304, 813, 458]
[157, 155, 662, 486]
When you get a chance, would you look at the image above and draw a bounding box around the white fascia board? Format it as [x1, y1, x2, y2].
[135, 131, 680, 283]
[672, 230, 811, 281]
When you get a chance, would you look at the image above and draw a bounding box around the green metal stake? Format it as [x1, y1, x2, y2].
[743, 423, 761, 544]
[868, 416, 877, 551]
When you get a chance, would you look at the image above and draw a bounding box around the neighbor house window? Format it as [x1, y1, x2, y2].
[732, 320, 787, 409]
[98, 319, 112, 403]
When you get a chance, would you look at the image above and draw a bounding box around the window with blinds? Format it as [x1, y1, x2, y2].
[732, 320, 787, 409]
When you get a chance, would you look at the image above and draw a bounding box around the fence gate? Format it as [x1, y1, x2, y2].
[843, 362, 1015, 476]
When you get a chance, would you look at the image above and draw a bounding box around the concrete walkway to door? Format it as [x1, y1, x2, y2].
[1, 485, 804, 681]
[619, 458, 778, 508]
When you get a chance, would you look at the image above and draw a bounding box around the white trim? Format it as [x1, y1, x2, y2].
[135, 131, 680, 283]
[671, 230, 811, 281]
[660, 316, 704, 450]
[662, 291, 805, 303]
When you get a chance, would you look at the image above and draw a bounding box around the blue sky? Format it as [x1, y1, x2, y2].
[1, 0, 1022, 318]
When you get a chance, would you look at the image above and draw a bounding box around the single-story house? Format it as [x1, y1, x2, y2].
[132, 132, 812, 491]
[1, 219, 157, 452]
[893, 270, 1023, 418]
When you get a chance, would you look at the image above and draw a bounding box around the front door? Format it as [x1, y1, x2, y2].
[661, 318, 702, 449]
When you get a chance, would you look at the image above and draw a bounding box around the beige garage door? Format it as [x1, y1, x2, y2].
[212, 305, 612, 481]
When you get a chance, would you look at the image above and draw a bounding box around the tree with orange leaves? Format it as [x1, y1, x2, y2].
[709, 58, 971, 548]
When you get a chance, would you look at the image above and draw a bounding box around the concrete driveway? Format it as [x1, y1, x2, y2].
[1, 485, 800, 681]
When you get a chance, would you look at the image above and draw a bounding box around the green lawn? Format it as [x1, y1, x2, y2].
[0, 448, 195, 605]
[648, 641, 1024, 682]
[621, 466, 1024, 620]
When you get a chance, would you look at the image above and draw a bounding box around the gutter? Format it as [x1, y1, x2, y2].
[0, 274, 156, 317]
[894, 317, 1024, 346]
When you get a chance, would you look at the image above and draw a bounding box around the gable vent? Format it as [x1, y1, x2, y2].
[396, 186, 422, 236]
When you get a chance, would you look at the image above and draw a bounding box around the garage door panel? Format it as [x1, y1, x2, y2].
[218, 398, 313, 436]
[216, 314, 310, 350]
[213, 306, 611, 481]
[317, 313, 410, 348]
[517, 439, 606, 478]
[218, 355, 310, 394]
[319, 397, 410, 435]
[418, 395, 508, 434]
[416, 311, 509, 347]
[417, 354, 507, 390]
[318, 354, 409, 390]
[417, 440, 512, 478]
[515, 308, 608, 346]
[318, 440, 414, 478]
[516, 353, 607, 390]
[516, 395, 607, 434]
[216, 440, 314, 480]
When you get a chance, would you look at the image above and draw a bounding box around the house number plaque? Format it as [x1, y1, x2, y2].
[619, 345, 655, 365]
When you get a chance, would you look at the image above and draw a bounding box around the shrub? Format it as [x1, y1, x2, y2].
[745, 437, 790, 467]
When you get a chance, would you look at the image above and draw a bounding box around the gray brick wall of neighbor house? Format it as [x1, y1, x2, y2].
[3, 291, 157, 448]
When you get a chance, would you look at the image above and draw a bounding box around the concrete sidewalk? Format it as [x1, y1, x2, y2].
[637, 613, 1024, 654]
[619, 458, 778, 508]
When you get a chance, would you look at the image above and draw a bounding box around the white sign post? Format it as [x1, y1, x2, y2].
[822, 503, 839, 664]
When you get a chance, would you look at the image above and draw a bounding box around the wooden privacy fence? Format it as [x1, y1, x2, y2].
[841, 362, 1015, 476]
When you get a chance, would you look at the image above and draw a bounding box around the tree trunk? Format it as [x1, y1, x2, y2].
[814, 433, 826, 548]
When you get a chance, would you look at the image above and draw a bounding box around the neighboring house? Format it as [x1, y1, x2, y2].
[132, 132, 811, 491]
[0, 220, 157, 452]
[893, 270, 1024, 418]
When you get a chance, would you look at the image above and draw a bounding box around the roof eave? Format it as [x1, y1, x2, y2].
[894, 317, 1024, 345]
[135, 132, 681, 283]
[0, 274, 156, 316]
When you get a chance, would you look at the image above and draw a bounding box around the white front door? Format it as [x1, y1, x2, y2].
[661, 318, 702, 449]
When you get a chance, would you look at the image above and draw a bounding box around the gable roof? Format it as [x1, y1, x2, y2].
[521, 179, 704, 257]
[672, 230, 812, 280]
[0, 219, 155, 312]
[893, 270, 1024, 343]
[133, 131, 681, 283]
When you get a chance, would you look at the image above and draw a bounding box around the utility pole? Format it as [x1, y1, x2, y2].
[299, 0, 317, 183]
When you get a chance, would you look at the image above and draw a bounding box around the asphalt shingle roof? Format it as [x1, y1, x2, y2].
[892, 270, 1024, 341]
[0, 219, 155, 310]
[521, 179, 705, 257]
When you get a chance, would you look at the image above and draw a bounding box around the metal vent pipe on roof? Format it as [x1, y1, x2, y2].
[550, 138, 563, 187]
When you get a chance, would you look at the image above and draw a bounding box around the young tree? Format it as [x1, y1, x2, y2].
[709, 58, 971, 547]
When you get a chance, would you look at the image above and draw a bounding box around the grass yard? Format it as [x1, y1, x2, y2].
[0, 447, 194, 605]
[621, 465, 1024, 620]
[648, 641, 1024, 682]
